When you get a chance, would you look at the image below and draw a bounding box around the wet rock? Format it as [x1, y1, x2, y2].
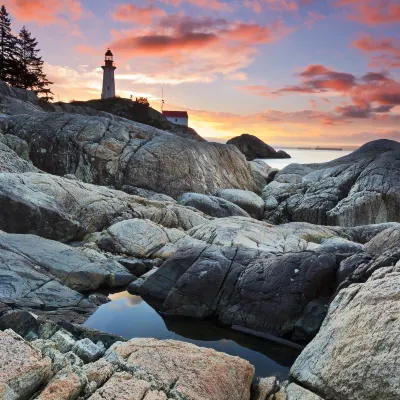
[227, 134, 291, 161]
[0, 329, 52, 399]
[291, 264, 400, 400]
[178, 192, 250, 218]
[215, 189, 265, 219]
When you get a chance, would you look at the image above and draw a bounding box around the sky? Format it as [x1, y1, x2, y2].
[3, 0, 400, 147]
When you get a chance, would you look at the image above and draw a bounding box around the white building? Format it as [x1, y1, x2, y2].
[162, 111, 189, 126]
[101, 49, 116, 99]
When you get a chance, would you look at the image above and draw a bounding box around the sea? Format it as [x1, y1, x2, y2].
[264, 148, 352, 170]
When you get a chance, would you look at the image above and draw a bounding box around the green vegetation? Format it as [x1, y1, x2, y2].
[0, 5, 53, 100]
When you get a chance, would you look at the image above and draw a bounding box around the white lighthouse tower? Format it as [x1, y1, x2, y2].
[101, 49, 116, 99]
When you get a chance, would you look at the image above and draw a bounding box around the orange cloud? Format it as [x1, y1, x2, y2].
[6, 0, 83, 25]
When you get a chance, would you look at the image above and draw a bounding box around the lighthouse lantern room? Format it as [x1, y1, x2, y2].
[101, 49, 116, 99]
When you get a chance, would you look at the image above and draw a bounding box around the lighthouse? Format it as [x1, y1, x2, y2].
[101, 49, 116, 99]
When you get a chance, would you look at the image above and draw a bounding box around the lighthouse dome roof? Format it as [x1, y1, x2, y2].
[105, 49, 113, 56]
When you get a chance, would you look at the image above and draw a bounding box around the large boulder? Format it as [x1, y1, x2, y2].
[264, 139, 400, 226]
[0, 172, 210, 242]
[178, 192, 250, 218]
[227, 134, 291, 161]
[1, 112, 258, 198]
[97, 219, 202, 260]
[291, 264, 400, 400]
[104, 338, 254, 400]
[129, 218, 366, 341]
[249, 160, 278, 190]
[0, 329, 52, 399]
[215, 189, 265, 219]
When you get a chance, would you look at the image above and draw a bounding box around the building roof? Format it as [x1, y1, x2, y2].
[105, 49, 113, 56]
[162, 111, 188, 118]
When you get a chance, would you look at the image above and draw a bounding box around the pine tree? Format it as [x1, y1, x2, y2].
[16, 26, 53, 100]
[0, 5, 18, 85]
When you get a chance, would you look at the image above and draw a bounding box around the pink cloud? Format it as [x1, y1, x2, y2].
[112, 4, 167, 25]
[335, 0, 400, 26]
[305, 11, 326, 29]
[353, 33, 400, 69]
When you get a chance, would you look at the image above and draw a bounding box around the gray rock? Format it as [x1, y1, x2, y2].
[51, 330, 76, 353]
[248, 160, 277, 190]
[0, 231, 134, 292]
[215, 189, 265, 219]
[264, 139, 400, 226]
[97, 219, 200, 260]
[2, 111, 258, 199]
[122, 185, 176, 203]
[0, 172, 210, 242]
[291, 265, 400, 400]
[227, 134, 291, 161]
[178, 192, 250, 218]
[72, 338, 104, 363]
[0, 141, 38, 174]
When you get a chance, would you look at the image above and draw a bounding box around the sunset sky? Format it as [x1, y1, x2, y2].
[4, 0, 400, 147]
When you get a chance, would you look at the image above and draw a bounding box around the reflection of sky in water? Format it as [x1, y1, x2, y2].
[85, 292, 300, 380]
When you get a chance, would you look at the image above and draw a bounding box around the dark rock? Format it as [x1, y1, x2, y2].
[134, 243, 337, 341]
[178, 192, 250, 218]
[227, 134, 291, 161]
[118, 258, 163, 277]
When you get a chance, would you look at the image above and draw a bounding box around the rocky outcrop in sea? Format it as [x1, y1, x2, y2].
[0, 80, 399, 399]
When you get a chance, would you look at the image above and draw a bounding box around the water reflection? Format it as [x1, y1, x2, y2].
[84, 291, 300, 379]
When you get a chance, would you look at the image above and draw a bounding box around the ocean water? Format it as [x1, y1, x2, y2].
[264, 149, 352, 170]
[85, 291, 300, 380]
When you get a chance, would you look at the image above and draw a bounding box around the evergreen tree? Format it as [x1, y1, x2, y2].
[16, 26, 53, 100]
[0, 5, 18, 85]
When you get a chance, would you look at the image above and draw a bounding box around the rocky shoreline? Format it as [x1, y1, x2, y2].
[0, 81, 399, 399]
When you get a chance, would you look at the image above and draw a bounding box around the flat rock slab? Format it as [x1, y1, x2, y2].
[0, 330, 52, 399]
[0, 231, 133, 292]
[105, 338, 254, 400]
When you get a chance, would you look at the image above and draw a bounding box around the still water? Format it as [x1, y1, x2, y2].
[264, 148, 351, 170]
[84, 291, 300, 380]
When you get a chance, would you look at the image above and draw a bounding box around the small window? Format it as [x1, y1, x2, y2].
[108, 86, 110, 90]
